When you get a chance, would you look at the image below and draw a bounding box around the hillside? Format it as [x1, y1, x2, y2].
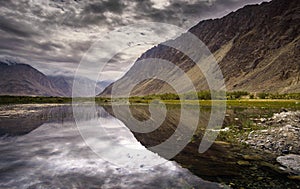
[0, 59, 108, 97]
[100, 0, 300, 97]
[0, 60, 65, 97]
[49, 76, 110, 97]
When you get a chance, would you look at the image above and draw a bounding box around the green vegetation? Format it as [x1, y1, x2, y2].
[145, 91, 248, 100]
[257, 92, 300, 100]
[217, 120, 263, 144]
[225, 99, 300, 109]
[128, 91, 300, 101]
[124, 91, 300, 108]
[0, 95, 114, 105]
[226, 91, 249, 100]
[1, 91, 300, 107]
[130, 93, 180, 100]
[0, 96, 73, 104]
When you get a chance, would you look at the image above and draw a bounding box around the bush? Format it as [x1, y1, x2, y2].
[227, 91, 249, 100]
[128, 91, 300, 101]
[257, 93, 268, 99]
[182, 92, 198, 100]
[197, 91, 211, 100]
[159, 93, 180, 100]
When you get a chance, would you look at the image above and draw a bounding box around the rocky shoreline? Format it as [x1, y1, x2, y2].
[241, 111, 300, 178]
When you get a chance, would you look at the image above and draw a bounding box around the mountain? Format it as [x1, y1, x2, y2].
[100, 0, 300, 97]
[0, 60, 66, 97]
[0, 59, 110, 97]
[49, 76, 111, 97]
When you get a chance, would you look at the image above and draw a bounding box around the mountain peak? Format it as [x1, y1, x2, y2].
[0, 56, 25, 66]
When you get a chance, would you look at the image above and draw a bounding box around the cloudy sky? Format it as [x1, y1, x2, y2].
[0, 0, 267, 81]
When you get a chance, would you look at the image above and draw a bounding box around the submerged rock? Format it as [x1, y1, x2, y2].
[288, 175, 300, 181]
[242, 155, 263, 161]
[259, 161, 287, 174]
[237, 160, 251, 166]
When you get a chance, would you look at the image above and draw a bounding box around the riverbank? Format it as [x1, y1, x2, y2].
[215, 108, 300, 184]
[1, 95, 300, 109]
[241, 111, 300, 178]
[242, 111, 300, 155]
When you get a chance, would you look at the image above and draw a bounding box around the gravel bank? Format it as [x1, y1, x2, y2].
[242, 111, 300, 155]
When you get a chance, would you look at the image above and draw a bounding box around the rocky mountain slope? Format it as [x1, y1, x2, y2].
[0, 60, 65, 97]
[0, 60, 108, 97]
[49, 76, 110, 97]
[101, 0, 300, 96]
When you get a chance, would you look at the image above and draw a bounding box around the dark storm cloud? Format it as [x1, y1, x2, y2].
[76, 13, 107, 27]
[64, 0, 127, 27]
[132, 0, 267, 27]
[0, 39, 74, 63]
[0, 16, 39, 38]
[0, 0, 14, 8]
[83, 0, 125, 14]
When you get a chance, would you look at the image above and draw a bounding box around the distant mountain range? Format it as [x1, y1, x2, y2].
[100, 0, 300, 96]
[0, 60, 110, 97]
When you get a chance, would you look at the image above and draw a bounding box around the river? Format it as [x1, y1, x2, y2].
[0, 103, 298, 189]
[0, 104, 222, 189]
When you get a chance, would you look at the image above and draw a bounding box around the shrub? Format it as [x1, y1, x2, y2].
[182, 92, 198, 100]
[227, 91, 249, 100]
[197, 91, 211, 100]
[257, 93, 268, 99]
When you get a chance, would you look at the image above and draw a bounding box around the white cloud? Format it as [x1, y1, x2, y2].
[150, 0, 171, 9]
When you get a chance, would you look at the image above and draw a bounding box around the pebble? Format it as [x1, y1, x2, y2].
[257, 177, 264, 181]
[237, 160, 250, 166]
[242, 155, 263, 161]
[288, 175, 300, 180]
[243, 111, 300, 155]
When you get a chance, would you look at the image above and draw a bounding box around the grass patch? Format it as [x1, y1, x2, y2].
[217, 120, 263, 144]
[125, 99, 300, 109]
[1, 92, 300, 109]
[0, 96, 113, 105]
[0, 96, 72, 104]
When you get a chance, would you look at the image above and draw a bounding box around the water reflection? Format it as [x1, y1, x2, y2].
[104, 105, 241, 176]
[0, 105, 73, 135]
[0, 104, 222, 189]
[104, 104, 299, 188]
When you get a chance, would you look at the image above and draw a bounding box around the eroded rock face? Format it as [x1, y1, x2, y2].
[276, 154, 300, 175]
[101, 0, 300, 97]
[243, 111, 300, 155]
[0, 61, 66, 97]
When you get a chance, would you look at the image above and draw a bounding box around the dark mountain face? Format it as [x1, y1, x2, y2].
[0, 60, 110, 97]
[101, 0, 300, 96]
[0, 62, 66, 97]
[190, 0, 300, 92]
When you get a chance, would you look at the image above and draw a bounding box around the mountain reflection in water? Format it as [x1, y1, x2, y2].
[0, 104, 222, 189]
[103, 104, 299, 188]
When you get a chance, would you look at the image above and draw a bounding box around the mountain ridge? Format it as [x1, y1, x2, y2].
[0, 61, 66, 97]
[100, 0, 300, 97]
[0, 61, 109, 97]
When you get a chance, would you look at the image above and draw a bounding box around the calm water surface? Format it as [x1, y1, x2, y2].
[0, 104, 222, 189]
